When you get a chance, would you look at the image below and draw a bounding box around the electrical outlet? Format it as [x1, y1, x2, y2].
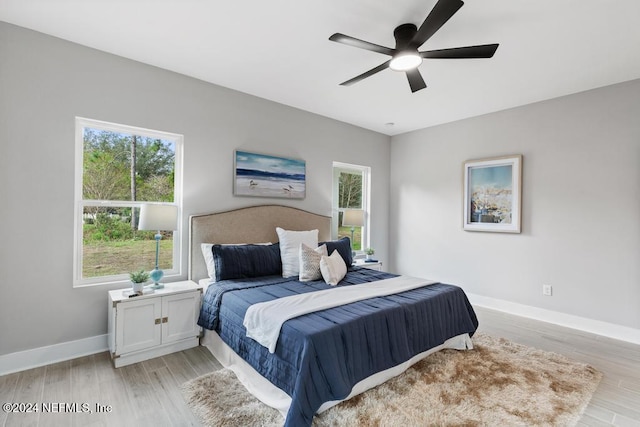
[542, 284, 552, 296]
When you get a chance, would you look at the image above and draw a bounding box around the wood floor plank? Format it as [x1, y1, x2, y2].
[145, 365, 200, 426]
[592, 391, 640, 419]
[181, 346, 220, 377]
[580, 413, 620, 427]
[162, 352, 200, 385]
[194, 344, 221, 366]
[119, 363, 170, 426]
[621, 379, 640, 395]
[613, 413, 640, 427]
[70, 354, 106, 427]
[585, 403, 617, 424]
[94, 375, 136, 426]
[0, 371, 20, 426]
[39, 361, 72, 427]
[4, 366, 45, 427]
[140, 354, 167, 374]
[93, 352, 120, 384]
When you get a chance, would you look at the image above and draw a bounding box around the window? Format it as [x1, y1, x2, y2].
[74, 117, 183, 287]
[332, 162, 371, 252]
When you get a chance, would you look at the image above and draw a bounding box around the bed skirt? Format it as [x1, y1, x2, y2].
[201, 329, 473, 419]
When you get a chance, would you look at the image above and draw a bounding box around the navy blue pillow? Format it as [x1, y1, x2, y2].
[319, 237, 352, 268]
[212, 243, 282, 281]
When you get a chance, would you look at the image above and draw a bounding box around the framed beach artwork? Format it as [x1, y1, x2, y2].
[234, 150, 306, 199]
[463, 155, 522, 233]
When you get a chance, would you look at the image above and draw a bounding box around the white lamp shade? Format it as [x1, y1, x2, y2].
[138, 204, 178, 231]
[342, 209, 364, 227]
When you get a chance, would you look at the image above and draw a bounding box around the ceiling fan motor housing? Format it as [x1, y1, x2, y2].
[394, 23, 418, 49]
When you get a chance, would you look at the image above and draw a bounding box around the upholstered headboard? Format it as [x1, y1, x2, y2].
[189, 205, 332, 282]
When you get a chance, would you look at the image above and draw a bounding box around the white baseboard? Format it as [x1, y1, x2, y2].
[0, 334, 108, 376]
[467, 293, 640, 345]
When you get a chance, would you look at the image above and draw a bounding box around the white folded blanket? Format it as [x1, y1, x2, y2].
[243, 276, 436, 353]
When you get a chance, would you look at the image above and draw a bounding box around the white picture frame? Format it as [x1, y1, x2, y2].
[463, 155, 522, 233]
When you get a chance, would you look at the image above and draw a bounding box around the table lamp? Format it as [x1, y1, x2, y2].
[342, 209, 364, 256]
[138, 204, 178, 289]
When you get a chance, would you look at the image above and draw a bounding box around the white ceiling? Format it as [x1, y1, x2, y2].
[2, 0, 640, 136]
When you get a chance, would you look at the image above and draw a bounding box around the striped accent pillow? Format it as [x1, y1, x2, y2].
[299, 243, 327, 282]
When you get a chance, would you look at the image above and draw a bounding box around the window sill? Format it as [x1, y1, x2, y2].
[73, 272, 181, 288]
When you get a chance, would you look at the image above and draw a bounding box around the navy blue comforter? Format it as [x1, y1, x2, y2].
[198, 267, 478, 426]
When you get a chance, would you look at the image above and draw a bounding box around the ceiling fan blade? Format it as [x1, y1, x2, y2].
[405, 68, 427, 93]
[410, 0, 464, 48]
[339, 60, 391, 86]
[421, 43, 499, 59]
[329, 33, 396, 56]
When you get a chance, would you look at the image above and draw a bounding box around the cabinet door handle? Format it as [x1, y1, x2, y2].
[162, 317, 168, 323]
[155, 318, 161, 325]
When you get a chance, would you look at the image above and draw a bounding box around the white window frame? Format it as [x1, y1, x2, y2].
[332, 161, 371, 254]
[73, 117, 183, 287]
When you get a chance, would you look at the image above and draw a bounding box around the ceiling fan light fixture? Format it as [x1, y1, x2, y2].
[329, 0, 499, 91]
[389, 52, 423, 71]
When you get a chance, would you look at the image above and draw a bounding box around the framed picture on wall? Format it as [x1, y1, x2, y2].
[234, 150, 306, 199]
[463, 154, 522, 233]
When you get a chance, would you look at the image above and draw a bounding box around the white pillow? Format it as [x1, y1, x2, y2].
[276, 227, 319, 278]
[320, 250, 347, 286]
[201, 243, 216, 280]
[299, 243, 327, 282]
[201, 242, 271, 281]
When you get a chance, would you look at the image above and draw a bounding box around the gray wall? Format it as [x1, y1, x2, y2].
[390, 79, 640, 330]
[0, 22, 391, 356]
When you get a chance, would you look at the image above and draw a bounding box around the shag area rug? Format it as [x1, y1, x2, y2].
[182, 334, 602, 426]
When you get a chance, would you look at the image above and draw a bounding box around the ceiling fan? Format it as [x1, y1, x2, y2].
[329, 0, 499, 93]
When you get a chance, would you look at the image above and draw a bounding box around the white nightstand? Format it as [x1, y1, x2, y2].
[353, 259, 383, 271]
[107, 280, 202, 368]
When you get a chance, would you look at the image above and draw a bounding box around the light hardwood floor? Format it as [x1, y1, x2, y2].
[1, 306, 638, 427]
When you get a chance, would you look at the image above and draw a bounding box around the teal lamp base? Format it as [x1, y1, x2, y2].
[149, 268, 164, 289]
[350, 227, 356, 257]
[149, 233, 164, 289]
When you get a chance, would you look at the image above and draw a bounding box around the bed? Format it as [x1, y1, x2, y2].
[189, 205, 478, 427]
